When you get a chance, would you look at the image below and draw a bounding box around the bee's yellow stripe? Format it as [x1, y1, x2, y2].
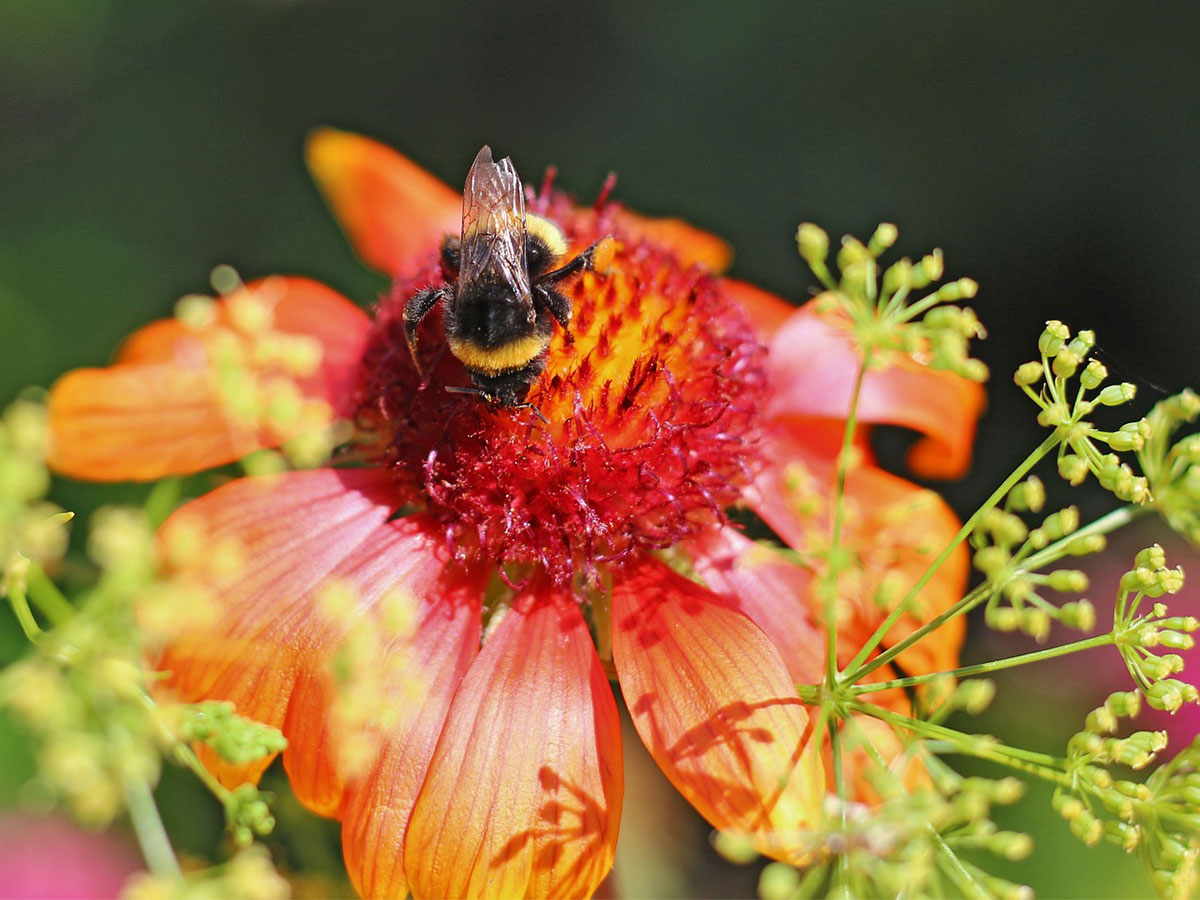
[448, 332, 549, 375]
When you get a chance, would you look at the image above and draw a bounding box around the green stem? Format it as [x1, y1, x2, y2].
[823, 356, 871, 684]
[5, 578, 42, 641]
[143, 477, 184, 528]
[123, 776, 183, 881]
[850, 700, 1069, 783]
[173, 744, 232, 802]
[851, 633, 1115, 694]
[931, 827, 988, 899]
[842, 432, 1062, 683]
[25, 564, 75, 627]
[849, 504, 1140, 686]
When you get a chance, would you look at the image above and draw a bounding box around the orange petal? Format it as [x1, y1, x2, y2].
[687, 526, 823, 685]
[117, 277, 370, 416]
[766, 302, 985, 479]
[613, 207, 733, 272]
[47, 277, 369, 482]
[720, 279, 797, 341]
[611, 553, 824, 864]
[404, 589, 622, 899]
[155, 469, 484, 814]
[747, 427, 967, 679]
[306, 128, 461, 278]
[340, 577, 482, 899]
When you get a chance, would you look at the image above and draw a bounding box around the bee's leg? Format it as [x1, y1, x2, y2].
[533, 283, 572, 329]
[439, 236, 461, 279]
[537, 236, 614, 285]
[403, 286, 451, 376]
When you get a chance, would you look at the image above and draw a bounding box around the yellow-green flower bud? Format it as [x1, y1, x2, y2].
[881, 258, 912, 295]
[1080, 359, 1107, 390]
[796, 222, 828, 264]
[868, 222, 898, 256]
[1014, 361, 1044, 386]
[1039, 320, 1070, 356]
[1057, 455, 1089, 486]
[1067, 330, 1095, 358]
[759, 862, 801, 900]
[1097, 382, 1136, 406]
[1052, 348, 1080, 378]
[1046, 569, 1088, 593]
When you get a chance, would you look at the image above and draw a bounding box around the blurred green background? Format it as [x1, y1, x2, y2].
[2, 1, 1198, 897]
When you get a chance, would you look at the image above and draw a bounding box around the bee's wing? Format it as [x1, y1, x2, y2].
[459, 146, 532, 310]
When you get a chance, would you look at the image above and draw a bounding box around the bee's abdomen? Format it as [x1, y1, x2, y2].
[447, 331, 549, 376]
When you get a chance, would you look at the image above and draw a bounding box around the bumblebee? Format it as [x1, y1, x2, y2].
[403, 145, 610, 407]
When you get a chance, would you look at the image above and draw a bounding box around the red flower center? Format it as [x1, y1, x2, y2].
[354, 190, 767, 583]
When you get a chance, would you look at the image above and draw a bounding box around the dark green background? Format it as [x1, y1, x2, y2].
[2, 2, 1198, 896]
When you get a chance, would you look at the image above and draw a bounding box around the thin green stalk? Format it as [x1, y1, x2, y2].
[5, 579, 43, 641]
[842, 432, 1062, 683]
[850, 700, 1069, 783]
[822, 354, 872, 684]
[852, 503, 1141, 685]
[25, 564, 75, 627]
[931, 826, 988, 899]
[123, 775, 183, 880]
[851, 632, 1116, 694]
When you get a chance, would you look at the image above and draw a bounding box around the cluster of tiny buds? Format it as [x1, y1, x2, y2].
[749, 775, 1034, 900]
[174, 266, 345, 472]
[1140, 389, 1200, 548]
[1112, 545, 1197, 713]
[1056, 690, 1200, 893]
[971, 480, 1099, 638]
[797, 222, 987, 382]
[1016, 321, 1152, 503]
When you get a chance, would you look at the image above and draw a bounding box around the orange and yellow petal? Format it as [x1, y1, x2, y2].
[306, 128, 461, 279]
[155, 468, 484, 811]
[687, 526, 824, 685]
[339, 581, 482, 899]
[766, 301, 985, 479]
[612, 554, 824, 864]
[47, 277, 369, 482]
[404, 588, 622, 899]
[748, 427, 967, 679]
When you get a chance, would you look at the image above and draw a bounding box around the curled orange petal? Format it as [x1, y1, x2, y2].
[306, 127, 461, 278]
[404, 588, 622, 899]
[612, 553, 824, 864]
[766, 301, 985, 479]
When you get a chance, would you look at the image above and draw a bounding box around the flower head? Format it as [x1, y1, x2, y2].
[44, 129, 984, 898]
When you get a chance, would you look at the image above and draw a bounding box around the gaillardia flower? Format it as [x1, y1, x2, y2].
[47, 130, 983, 898]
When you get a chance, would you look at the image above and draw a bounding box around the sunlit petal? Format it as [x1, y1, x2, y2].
[612, 554, 824, 863]
[405, 589, 622, 899]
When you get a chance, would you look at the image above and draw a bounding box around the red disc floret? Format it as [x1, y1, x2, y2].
[354, 192, 767, 584]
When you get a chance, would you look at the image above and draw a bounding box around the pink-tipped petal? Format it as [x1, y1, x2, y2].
[612, 554, 824, 864]
[721, 279, 796, 341]
[766, 302, 985, 479]
[155, 468, 484, 815]
[404, 589, 622, 899]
